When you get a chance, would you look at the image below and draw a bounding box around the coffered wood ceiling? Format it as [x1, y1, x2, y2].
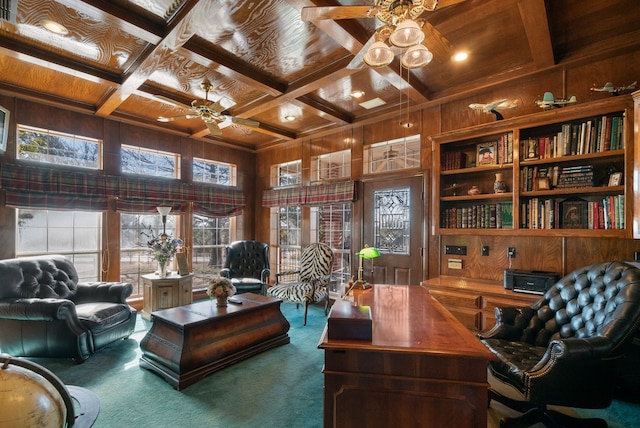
[0, 0, 638, 151]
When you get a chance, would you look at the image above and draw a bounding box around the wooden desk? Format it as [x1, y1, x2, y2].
[141, 273, 193, 320]
[318, 284, 495, 428]
[139, 293, 290, 390]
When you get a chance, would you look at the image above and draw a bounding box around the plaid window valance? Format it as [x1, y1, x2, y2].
[262, 181, 356, 207]
[1, 163, 245, 217]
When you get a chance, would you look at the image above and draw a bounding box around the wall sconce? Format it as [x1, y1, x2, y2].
[156, 206, 171, 240]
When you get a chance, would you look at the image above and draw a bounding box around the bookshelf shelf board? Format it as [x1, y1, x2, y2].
[520, 185, 624, 198]
[441, 192, 513, 202]
[441, 164, 513, 175]
[518, 149, 624, 166]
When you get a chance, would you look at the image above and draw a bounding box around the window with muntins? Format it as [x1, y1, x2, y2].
[272, 160, 302, 187]
[364, 135, 420, 174]
[16, 209, 102, 282]
[120, 213, 176, 296]
[193, 157, 236, 185]
[311, 150, 351, 181]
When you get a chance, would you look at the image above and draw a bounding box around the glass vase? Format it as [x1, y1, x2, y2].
[158, 261, 167, 278]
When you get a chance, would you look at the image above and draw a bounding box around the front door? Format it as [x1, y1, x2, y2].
[362, 176, 424, 285]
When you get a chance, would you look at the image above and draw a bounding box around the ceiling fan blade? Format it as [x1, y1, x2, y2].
[231, 117, 259, 128]
[301, 6, 375, 22]
[157, 114, 199, 122]
[421, 21, 453, 62]
[204, 121, 222, 135]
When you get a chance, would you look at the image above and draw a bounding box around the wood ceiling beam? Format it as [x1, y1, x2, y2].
[95, 0, 212, 117]
[295, 95, 352, 124]
[518, 0, 555, 68]
[181, 37, 286, 96]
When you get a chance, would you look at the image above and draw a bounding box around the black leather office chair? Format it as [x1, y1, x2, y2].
[220, 240, 270, 295]
[478, 261, 640, 427]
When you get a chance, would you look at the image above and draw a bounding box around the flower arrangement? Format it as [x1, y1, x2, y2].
[207, 277, 236, 299]
[141, 227, 183, 265]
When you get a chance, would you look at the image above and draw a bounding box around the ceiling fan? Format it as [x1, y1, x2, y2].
[374, 147, 420, 172]
[301, 0, 466, 68]
[156, 80, 260, 135]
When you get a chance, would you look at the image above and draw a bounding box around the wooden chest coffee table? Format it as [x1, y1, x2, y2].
[139, 293, 290, 390]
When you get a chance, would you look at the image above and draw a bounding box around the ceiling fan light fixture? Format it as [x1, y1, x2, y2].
[401, 44, 433, 69]
[363, 41, 394, 68]
[389, 19, 424, 48]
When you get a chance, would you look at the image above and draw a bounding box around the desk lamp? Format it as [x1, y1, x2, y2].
[351, 245, 380, 290]
[156, 206, 171, 241]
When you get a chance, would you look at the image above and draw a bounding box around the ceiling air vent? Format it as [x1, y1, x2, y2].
[0, 0, 17, 23]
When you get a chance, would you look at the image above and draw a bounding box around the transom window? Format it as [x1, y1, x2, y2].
[121, 144, 180, 178]
[17, 125, 101, 169]
[16, 209, 102, 282]
[193, 158, 236, 185]
[271, 160, 302, 187]
[311, 150, 351, 181]
[364, 135, 420, 174]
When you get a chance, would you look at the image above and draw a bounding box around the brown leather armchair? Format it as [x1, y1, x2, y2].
[479, 261, 640, 427]
[220, 240, 270, 295]
[0, 255, 136, 361]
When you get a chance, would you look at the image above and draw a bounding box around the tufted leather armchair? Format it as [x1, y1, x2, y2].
[0, 255, 136, 361]
[220, 240, 270, 295]
[479, 261, 640, 427]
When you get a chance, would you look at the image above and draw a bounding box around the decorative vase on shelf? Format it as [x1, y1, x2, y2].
[494, 173, 507, 193]
[216, 296, 228, 307]
[157, 261, 167, 278]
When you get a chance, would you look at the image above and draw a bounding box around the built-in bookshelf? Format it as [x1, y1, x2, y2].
[432, 97, 633, 237]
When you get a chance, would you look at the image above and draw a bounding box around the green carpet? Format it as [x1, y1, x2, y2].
[24, 301, 640, 428]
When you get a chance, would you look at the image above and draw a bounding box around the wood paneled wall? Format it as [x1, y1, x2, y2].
[0, 98, 256, 274]
[256, 50, 640, 283]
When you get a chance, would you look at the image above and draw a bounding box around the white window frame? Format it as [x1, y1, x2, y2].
[193, 157, 237, 186]
[121, 144, 180, 178]
[311, 149, 351, 181]
[364, 134, 421, 174]
[16, 125, 102, 170]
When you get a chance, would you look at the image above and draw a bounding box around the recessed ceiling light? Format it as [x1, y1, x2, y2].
[350, 90, 365, 99]
[39, 19, 69, 36]
[284, 115, 296, 121]
[453, 51, 468, 62]
[359, 98, 387, 110]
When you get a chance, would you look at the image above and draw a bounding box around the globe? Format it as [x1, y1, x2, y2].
[0, 359, 67, 428]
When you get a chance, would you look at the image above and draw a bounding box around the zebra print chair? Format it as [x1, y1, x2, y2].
[267, 243, 334, 325]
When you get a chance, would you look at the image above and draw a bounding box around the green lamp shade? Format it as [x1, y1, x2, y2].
[358, 246, 380, 259]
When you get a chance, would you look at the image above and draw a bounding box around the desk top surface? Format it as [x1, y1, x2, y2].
[319, 284, 493, 359]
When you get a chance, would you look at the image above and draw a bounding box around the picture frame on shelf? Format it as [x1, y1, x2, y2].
[476, 142, 497, 166]
[608, 172, 622, 187]
[0, 105, 9, 153]
[536, 176, 550, 190]
[175, 252, 190, 276]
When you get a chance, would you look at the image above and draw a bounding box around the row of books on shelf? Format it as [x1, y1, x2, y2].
[441, 132, 514, 171]
[520, 165, 594, 191]
[520, 196, 624, 230]
[441, 202, 513, 229]
[520, 113, 624, 161]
